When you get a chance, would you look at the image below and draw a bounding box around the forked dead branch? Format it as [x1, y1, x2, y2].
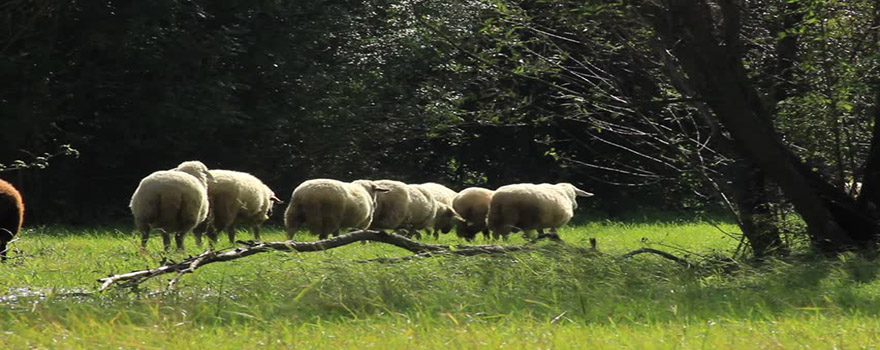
[97, 231, 694, 292]
[97, 230, 565, 291]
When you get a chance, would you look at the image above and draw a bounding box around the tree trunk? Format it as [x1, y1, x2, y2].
[856, 5, 880, 214]
[731, 0, 804, 258]
[633, 0, 878, 251]
[858, 81, 880, 212]
[734, 160, 783, 257]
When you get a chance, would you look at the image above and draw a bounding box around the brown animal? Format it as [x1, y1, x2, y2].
[0, 179, 24, 261]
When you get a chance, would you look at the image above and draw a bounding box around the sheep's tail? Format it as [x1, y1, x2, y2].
[157, 192, 183, 232]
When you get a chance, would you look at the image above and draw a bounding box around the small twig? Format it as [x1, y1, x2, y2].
[0, 145, 79, 173]
[620, 248, 691, 267]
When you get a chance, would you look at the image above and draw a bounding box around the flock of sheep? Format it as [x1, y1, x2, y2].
[0, 160, 596, 255]
[129, 160, 596, 251]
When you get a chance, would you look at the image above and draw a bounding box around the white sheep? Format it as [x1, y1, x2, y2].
[130, 160, 213, 251]
[284, 179, 388, 240]
[487, 183, 593, 240]
[194, 169, 283, 245]
[413, 183, 459, 239]
[402, 184, 438, 239]
[452, 187, 494, 241]
[368, 180, 411, 231]
[367, 180, 439, 238]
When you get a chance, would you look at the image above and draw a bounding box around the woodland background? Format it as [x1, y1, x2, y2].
[3, 0, 879, 255]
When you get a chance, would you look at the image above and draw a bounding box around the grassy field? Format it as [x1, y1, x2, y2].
[1, 220, 879, 349]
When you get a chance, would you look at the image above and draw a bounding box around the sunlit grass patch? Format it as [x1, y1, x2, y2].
[0, 220, 878, 348]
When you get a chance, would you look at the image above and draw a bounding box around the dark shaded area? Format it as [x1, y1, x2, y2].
[0, 1, 700, 225]
[3, 0, 880, 255]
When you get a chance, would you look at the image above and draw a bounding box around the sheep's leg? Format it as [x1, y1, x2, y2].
[174, 231, 186, 251]
[0, 240, 8, 262]
[193, 221, 207, 247]
[203, 222, 220, 245]
[226, 226, 237, 244]
[481, 229, 490, 241]
[318, 234, 329, 240]
[137, 222, 151, 249]
[324, 216, 341, 239]
[492, 225, 511, 241]
[160, 229, 171, 251]
[251, 226, 262, 241]
[432, 230, 439, 240]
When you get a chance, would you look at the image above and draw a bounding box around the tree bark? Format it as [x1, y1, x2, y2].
[731, 0, 804, 257]
[633, 0, 878, 251]
[734, 160, 783, 256]
[858, 81, 880, 212]
[856, 5, 880, 214]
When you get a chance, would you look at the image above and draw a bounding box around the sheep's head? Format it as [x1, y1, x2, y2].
[174, 161, 212, 185]
[434, 203, 461, 234]
[555, 183, 594, 209]
[265, 186, 283, 216]
[557, 183, 594, 197]
[455, 220, 481, 240]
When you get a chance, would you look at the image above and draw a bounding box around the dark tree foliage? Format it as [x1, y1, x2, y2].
[4, 0, 879, 255]
[0, 0, 592, 224]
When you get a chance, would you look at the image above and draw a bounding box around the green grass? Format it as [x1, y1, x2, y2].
[0, 221, 878, 349]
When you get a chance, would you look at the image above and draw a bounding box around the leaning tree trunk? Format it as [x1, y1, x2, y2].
[732, 0, 805, 257]
[632, 0, 879, 251]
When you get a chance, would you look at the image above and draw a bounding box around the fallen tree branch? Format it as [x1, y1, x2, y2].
[620, 248, 691, 267]
[98, 230, 558, 291]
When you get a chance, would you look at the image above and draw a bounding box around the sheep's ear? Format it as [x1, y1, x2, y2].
[205, 170, 215, 182]
[573, 187, 594, 197]
[374, 186, 390, 193]
[443, 206, 464, 221]
[270, 195, 284, 204]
